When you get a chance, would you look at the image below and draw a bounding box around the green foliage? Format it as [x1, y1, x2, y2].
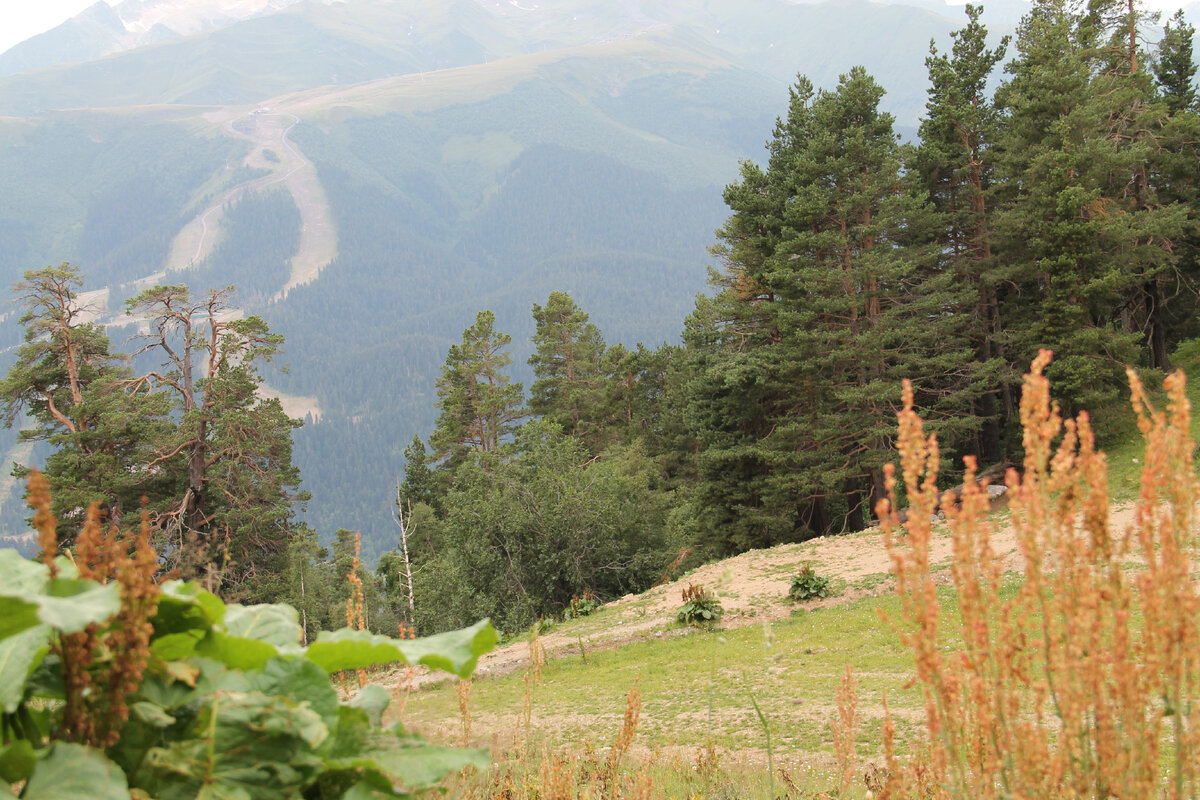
[688, 66, 966, 553]
[0, 264, 175, 542]
[562, 591, 601, 620]
[788, 565, 832, 601]
[0, 546, 495, 799]
[1155, 11, 1198, 115]
[528, 292, 610, 449]
[429, 310, 526, 471]
[676, 584, 723, 627]
[415, 422, 675, 635]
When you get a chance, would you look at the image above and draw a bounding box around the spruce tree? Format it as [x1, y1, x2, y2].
[398, 434, 438, 511]
[1155, 11, 1198, 114]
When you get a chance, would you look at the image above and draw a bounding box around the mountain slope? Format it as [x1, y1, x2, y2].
[0, 0, 973, 125]
[0, 0, 1013, 557]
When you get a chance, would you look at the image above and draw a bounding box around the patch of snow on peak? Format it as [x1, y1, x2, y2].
[114, 0, 302, 37]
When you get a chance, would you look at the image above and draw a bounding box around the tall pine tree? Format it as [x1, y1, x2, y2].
[914, 5, 1012, 462]
[429, 310, 525, 470]
[689, 68, 972, 553]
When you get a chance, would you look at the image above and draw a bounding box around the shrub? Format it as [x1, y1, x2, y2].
[834, 351, 1200, 798]
[562, 590, 601, 619]
[676, 583, 723, 626]
[0, 471, 496, 799]
[788, 564, 832, 601]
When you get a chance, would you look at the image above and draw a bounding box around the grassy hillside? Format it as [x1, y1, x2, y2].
[387, 359, 1200, 796]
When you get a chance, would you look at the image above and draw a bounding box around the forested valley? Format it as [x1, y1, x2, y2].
[4, 0, 1200, 649]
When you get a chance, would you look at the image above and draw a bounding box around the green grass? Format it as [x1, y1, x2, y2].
[397, 590, 958, 759]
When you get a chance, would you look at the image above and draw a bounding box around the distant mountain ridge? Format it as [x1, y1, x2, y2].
[0, 0, 309, 77]
[0, 0, 1041, 558]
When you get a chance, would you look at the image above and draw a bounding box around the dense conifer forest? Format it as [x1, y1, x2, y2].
[1, 0, 1198, 644]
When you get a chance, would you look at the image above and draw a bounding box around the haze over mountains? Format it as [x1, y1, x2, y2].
[0, 0, 1148, 557]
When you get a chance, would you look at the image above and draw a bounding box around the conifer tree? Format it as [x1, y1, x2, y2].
[0, 264, 173, 538]
[125, 284, 306, 596]
[398, 434, 438, 511]
[914, 5, 1011, 461]
[689, 68, 969, 553]
[528, 292, 608, 448]
[429, 310, 525, 470]
[1155, 10, 1198, 114]
[992, 0, 1137, 411]
[993, 0, 1191, 402]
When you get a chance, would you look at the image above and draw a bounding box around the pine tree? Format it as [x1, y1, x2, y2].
[1155, 10, 1198, 114]
[914, 5, 1012, 462]
[992, 0, 1191, 403]
[528, 292, 608, 448]
[429, 310, 525, 470]
[125, 284, 306, 595]
[688, 68, 970, 554]
[0, 264, 174, 539]
[992, 0, 1137, 411]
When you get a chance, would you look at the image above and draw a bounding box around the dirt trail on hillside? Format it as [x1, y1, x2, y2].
[419, 503, 1140, 687]
[167, 108, 337, 299]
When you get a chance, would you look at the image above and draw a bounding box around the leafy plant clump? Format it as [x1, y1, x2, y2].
[676, 583, 723, 627]
[562, 591, 601, 620]
[0, 471, 496, 800]
[788, 564, 832, 601]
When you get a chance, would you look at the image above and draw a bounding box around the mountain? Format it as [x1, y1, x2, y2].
[0, 0, 306, 77]
[0, 0, 1012, 560]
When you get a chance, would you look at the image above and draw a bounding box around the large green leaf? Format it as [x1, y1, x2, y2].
[305, 619, 496, 677]
[341, 770, 409, 799]
[0, 597, 40, 641]
[0, 624, 51, 712]
[193, 604, 303, 671]
[0, 550, 47, 595]
[223, 604, 302, 647]
[141, 691, 328, 800]
[152, 581, 226, 639]
[325, 732, 488, 790]
[395, 620, 497, 677]
[349, 684, 391, 728]
[0, 574, 119, 640]
[196, 631, 281, 671]
[36, 578, 120, 632]
[21, 742, 131, 800]
[0, 740, 36, 783]
[248, 658, 338, 728]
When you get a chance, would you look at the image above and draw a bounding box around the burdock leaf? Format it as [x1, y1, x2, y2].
[305, 619, 496, 678]
[324, 731, 488, 790]
[0, 624, 51, 712]
[22, 743, 131, 800]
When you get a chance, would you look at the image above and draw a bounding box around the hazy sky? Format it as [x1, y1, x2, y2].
[1, 0, 1194, 61]
[1, 0, 116, 55]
